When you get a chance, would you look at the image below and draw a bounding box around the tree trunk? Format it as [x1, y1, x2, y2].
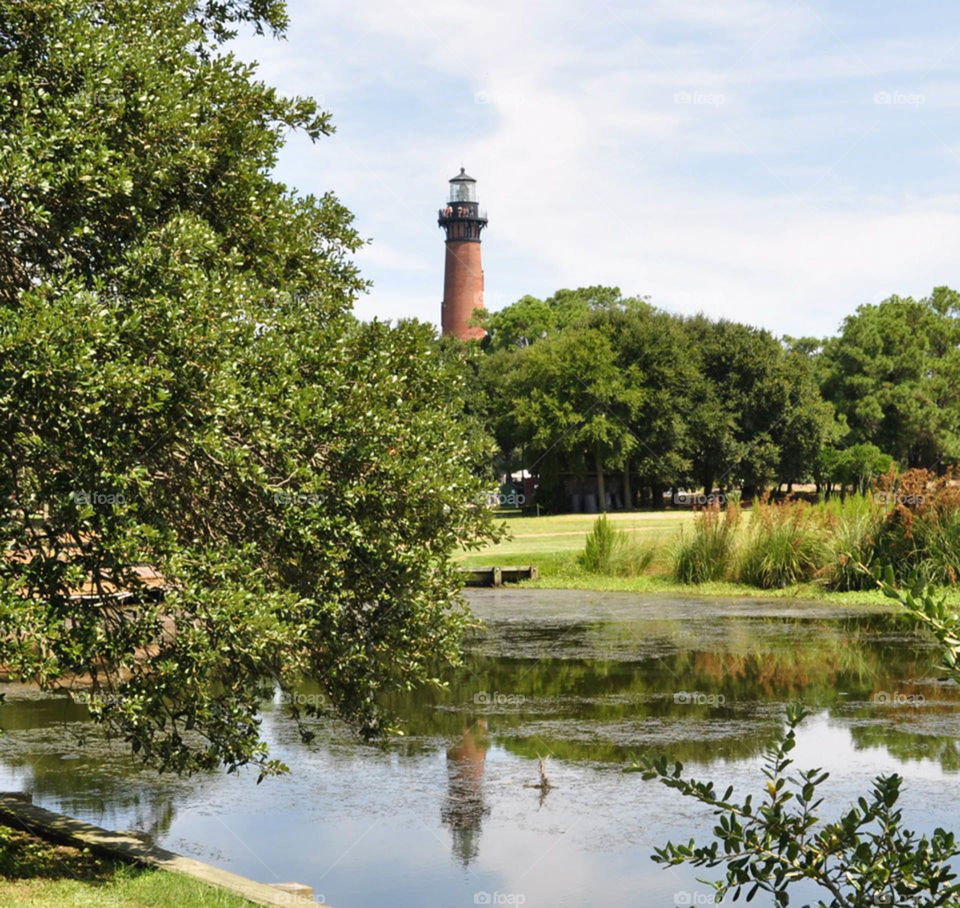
[595, 448, 606, 512]
[702, 470, 714, 501]
[653, 482, 665, 510]
[622, 457, 632, 511]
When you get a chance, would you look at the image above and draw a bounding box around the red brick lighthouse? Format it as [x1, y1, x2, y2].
[438, 168, 488, 339]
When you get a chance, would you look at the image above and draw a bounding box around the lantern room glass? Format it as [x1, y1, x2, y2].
[449, 179, 477, 203]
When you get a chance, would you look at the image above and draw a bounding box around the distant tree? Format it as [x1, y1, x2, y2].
[505, 326, 641, 510]
[480, 285, 643, 351]
[480, 294, 840, 508]
[775, 347, 843, 490]
[679, 320, 840, 496]
[817, 444, 895, 498]
[586, 301, 694, 507]
[820, 291, 960, 469]
[783, 335, 824, 358]
[479, 287, 656, 508]
[479, 294, 556, 351]
[681, 319, 787, 496]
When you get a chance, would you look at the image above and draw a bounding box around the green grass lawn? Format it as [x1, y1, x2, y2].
[0, 824, 258, 907]
[459, 509, 710, 593]
[459, 509, 960, 606]
[460, 510, 695, 559]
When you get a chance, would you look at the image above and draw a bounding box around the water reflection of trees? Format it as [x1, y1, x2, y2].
[845, 720, 960, 770]
[3, 611, 959, 866]
[383, 615, 960, 769]
[0, 693, 184, 839]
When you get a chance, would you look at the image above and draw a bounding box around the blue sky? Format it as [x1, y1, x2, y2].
[232, 0, 960, 338]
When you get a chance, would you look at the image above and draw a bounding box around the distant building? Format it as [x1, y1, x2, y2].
[438, 168, 487, 339]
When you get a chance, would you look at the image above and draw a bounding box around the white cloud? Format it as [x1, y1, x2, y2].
[231, 0, 960, 337]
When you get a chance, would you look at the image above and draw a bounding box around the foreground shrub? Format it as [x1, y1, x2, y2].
[673, 500, 740, 584]
[633, 704, 960, 906]
[736, 497, 831, 588]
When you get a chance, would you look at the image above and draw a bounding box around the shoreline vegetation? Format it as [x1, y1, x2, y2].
[460, 479, 960, 607]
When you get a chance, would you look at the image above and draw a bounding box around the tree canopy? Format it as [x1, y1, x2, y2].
[820, 289, 960, 469]
[477, 287, 847, 506]
[0, 0, 498, 777]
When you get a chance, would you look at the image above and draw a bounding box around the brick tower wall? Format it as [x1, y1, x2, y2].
[442, 240, 484, 340]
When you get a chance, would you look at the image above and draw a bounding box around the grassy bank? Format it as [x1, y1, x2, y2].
[459, 507, 960, 606]
[0, 823, 257, 907]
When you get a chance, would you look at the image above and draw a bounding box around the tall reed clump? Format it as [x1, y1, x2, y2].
[869, 468, 960, 586]
[672, 498, 740, 584]
[821, 493, 885, 591]
[580, 515, 655, 577]
[822, 469, 960, 589]
[736, 496, 831, 589]
[581, 514, 617, 573]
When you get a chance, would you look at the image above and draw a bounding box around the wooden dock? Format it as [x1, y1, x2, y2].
[458, 565, 539, 587]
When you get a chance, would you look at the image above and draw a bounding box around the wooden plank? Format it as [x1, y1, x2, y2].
[500, 565, 539, 582]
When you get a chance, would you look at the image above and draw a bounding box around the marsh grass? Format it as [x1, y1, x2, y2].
[672, 499, 740, 584]
[820, 470, 960, 589]
[870, 468, 960, 586]
[736, 497, 831, 589]
[468, 473, 960, 596]
[580, 515, 656, 577]
[818, 493, 885, 591]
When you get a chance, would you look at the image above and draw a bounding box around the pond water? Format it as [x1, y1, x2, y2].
[2, 589, 960, 907]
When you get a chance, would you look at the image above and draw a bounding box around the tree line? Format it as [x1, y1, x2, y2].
[468, 285, 960, 509]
